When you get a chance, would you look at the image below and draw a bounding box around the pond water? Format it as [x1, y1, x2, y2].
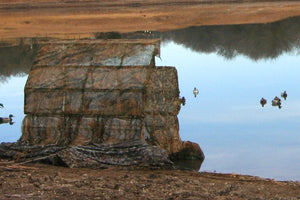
[1, 17, 299, 181]
[157, 42, 300, 181]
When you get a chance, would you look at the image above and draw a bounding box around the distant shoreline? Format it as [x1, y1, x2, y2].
[0, 0, 300, 39]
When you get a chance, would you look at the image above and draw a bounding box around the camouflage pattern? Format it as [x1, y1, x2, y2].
[144, 67, 182, 154]
[144, 115, 182, 154]
[33, 40, 159, 68]
[21, 40, 189, 156]
[21, 115, 64, 145]
[25, 90, 65, 115]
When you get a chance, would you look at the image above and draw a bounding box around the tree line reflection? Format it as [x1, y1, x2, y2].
[160, 16, 300, 60]
[0, 16, 299, 82]
[0, 41, 39, 82]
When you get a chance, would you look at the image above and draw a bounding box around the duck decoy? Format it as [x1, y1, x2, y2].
[272, 96, 282, 109]
[260, 98, 267, 107]
[281, 91, 287, 100]
[0, 103, 3, 108]
[0, 114, 14, 125]
[180, 97, 186, 106]
[193, 87, 199, 98]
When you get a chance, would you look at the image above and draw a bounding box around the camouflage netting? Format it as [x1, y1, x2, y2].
[1, 39, 204, 168]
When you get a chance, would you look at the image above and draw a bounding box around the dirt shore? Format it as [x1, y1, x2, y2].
[0, 162, 299, 199]
[0, 0, 300, 39]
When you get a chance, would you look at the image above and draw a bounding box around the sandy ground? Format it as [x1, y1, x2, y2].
[0, 0, 300, 39]
[1, 162, 300, 199]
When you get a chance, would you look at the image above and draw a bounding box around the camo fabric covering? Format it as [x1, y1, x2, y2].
[21, 40, 183, 155]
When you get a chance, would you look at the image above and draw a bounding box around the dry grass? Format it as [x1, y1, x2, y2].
[0, 1, 300, 39]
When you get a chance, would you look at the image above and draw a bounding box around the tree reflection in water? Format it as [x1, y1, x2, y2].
[0, 39, 39, 82]
[160, 16, 300, 60]
[1, 16, 300, 82]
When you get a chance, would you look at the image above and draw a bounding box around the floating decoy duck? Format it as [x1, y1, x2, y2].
[0, 103, 3, 108]
[272, 96, 282, 109]
[260, 98, 267, 107]
[193, 87, 199, 97]
[0, 114, 14, 125]
[281, 91, 287, 100]
[179, 97, 186, 106]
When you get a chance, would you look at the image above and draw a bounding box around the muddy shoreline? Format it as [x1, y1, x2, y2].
[1, 162, 300, 199]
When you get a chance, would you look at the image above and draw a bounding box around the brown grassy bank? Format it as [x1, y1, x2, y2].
[0, 0, 300, 39]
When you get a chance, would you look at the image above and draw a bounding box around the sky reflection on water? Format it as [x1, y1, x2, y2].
[156, 41, 300, 181]
[0, 76, 27, 142]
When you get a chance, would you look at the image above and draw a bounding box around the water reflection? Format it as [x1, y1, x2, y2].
[160, 16, 300, 60]
[96, 16, 300, 60]
[0, 76, 27, 141]
[0, 39, 39, 82]
[156, 41, 300, 181]
[1, 16, 300, 81]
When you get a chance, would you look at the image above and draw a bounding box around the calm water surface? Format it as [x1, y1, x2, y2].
[1, 17, 300, 181]
[157, 42, 300, 181]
